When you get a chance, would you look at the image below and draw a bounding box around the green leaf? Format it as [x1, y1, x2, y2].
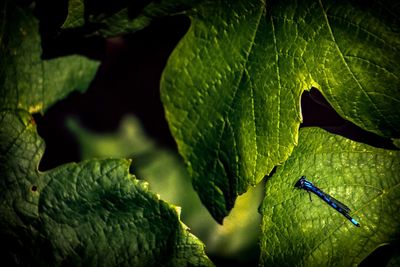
[62, 0, 85, 28]
[160, 0, 400, 221]
[0, 0, 99, 113]
[0, 109, 213, 266]
[260, 128, 400, 266]
[62, 0, 203, 37]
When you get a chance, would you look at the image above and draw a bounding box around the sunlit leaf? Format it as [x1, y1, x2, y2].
[161, 0, 400, 222]
[260, 128, 400, 266]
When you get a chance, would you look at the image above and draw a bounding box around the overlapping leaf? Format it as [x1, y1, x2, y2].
[0, 110, 213, 266]
[260, 128, 400, 266]
[161, 0, 400, 221]
[0, 0, 99, 113]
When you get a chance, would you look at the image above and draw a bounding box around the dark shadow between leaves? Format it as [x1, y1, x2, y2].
[301, 88, 397, 150]
[358, 243, 399, 267]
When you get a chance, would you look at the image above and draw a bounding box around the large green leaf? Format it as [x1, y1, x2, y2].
[0, 0, 99, 113]
[0, 110, 213, 266]
[260, 128, 400, 266]
[160, 0, 400, 221]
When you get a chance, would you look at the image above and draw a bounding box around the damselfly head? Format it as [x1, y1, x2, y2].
[294, 176, 307, 188]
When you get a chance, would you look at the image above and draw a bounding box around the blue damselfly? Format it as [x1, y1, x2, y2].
[295, 176, 360, 227]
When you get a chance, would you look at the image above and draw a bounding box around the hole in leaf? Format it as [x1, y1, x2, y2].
[301, 88, 397, 150]
[31, 185, 38, 192]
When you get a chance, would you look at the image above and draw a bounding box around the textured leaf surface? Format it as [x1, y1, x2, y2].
[63, 0, 85, 28]
[161, 0, 400, 221]
[0, 110, 213, 266]
[260, 128, 400, 266]
[62, 0, 203, 37]
[0, 0, 99, 113]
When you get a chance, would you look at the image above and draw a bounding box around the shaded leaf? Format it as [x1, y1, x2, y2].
[260, 128, 400, 266]
[161, 0, 400, 221]
[63, 0, 85, 28]
[61, 0, 203, 37]
[0, 0, 99, 113]
[0, 110, 213, 266]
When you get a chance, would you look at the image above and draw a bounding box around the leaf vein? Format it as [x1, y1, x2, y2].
[327, 14, 393, 48]
[270, 14, 282, 159]
[214, 1, 265, 197]
[343, 55, 399, 80]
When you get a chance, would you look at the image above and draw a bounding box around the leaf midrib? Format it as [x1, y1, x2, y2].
[211, 0, 266, 201]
